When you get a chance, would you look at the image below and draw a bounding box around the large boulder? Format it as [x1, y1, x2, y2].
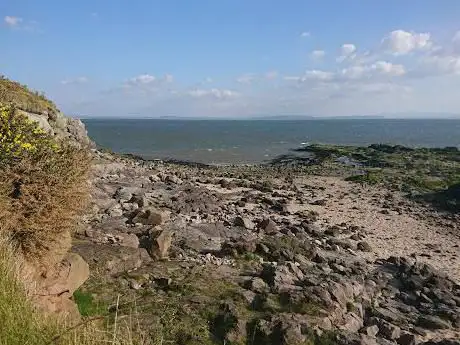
[148, 229, 173, 259]
[30, 253, 90, 322]
[72, 241, 150, 275]
[132, 207, 170, 226]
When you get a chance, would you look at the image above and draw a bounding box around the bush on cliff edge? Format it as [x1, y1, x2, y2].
[0, 97, 151, 344]
[0, 103, 90, 270]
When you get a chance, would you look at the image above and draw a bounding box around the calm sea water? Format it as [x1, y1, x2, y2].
[83, 119, 460, 164]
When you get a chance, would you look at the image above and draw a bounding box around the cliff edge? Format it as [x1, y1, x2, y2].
[0, 76, 92, 148]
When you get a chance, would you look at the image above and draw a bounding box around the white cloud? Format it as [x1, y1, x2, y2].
[164, 74, 174, 83]
[4, 16, 22, 27]
[302, 70, 334, 81]
[61, 77, 88, 85]
[283, 76, 301, 82]
[205, 77, 213, 83]
[236, 74, 256, 84]
[265, 71, 278, 80]
[188, 88, 239, 99]
[420, 55, 460, 75]
[336, 44, 357, 62]
[382, 30, 432, 55]
[453, 31, 460, 43]
[372, 61, 406, 76]
[340, 66, 365, 80]
[125, 74, 174, 86]
[292, 59, 406, 85]
[300, 31, 311, 38]
[311, 50, 326, 59]
[341, 44, 357, 56]
[129, 74, 156, 84]
[341, 61, 405, 79]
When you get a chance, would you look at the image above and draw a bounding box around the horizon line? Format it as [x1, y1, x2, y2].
[78, 115, 460, 120]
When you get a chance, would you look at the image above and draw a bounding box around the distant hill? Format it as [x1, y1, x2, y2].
[248, 114, 460, 120]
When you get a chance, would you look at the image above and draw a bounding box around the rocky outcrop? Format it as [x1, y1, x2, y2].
[18, 109, 93, 148]
[14, 106, 92, 319]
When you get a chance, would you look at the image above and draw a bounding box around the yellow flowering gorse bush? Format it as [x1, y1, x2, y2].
[0, 104, 59, 164]
[0, 102, 90, 265]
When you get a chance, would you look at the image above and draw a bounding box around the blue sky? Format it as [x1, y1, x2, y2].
[2, 1, 460, 117]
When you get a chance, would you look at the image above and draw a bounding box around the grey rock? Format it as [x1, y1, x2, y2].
[129, 279, 142, 290]
[340, 312, 364, 332]
[257, 243, 270, 254]
[261, 264, 302, 292]
[131, 195, 150, 207]
[72, 242, 147, 275]
[329, 282, 349, 308]
[373, 307, 405, 324]
[397, 332, 417, 345]
[417, 315, 451, 330]
[363, 325, 379, 337]
[148, 229, 173, 259]
[259, 218, 278, 234]
[23, 111, 54, 133]
[316, 317, 333, 330]
[132, 208, 170, 226]
[360, 335, 379, 345]
[358, 241, 372, 252]
[106, 205, 123, 217]
[303, 223, 323, 237]
[116, 233, 139, 248]
[234, 216, 255, 230]
[121, 202, 139, 212]
[329, 238, 358, 251]
[165, 174, 183, 184]
[241, 290, 256, 304]
[114, 187, 140, 201]
[379, 321, 401, 340]
[21, 109, 93, 148]
[249, 277, 268, 293]
[419, 341, 460, 345]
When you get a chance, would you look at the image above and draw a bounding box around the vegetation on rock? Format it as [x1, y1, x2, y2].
[0, 82, 146, 344]
[290, 143, 460, 211]
[0, 102, 90, 266]
[0, 76, 57, 115]
[0, 240, 151, 345]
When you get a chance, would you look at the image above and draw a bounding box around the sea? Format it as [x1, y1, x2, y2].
[83, 119, 460, 164]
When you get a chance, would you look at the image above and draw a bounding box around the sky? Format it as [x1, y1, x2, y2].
[2, 1, 460, 118]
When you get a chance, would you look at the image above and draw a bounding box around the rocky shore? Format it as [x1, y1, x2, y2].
[72, 150, 460, 345]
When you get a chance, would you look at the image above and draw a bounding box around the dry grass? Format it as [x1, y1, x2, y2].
[0, 103, 91, 273]
[0, 76, 57, 115]
[0, 145, 91, 270]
